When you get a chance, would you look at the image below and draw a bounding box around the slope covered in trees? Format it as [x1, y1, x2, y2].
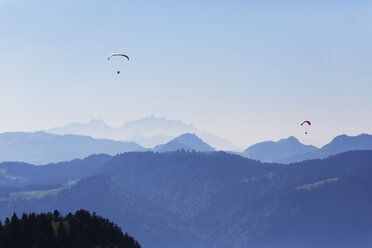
[1, 151, 372, 247]
[0, 209, 141, 248]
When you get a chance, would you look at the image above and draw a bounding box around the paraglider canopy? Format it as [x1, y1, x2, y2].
[107, 54, 130, 60]
[301, 121, 311, 126]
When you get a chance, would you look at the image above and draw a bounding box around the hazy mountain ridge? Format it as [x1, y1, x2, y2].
[0, 131, 144, 165]
[47, 116, 235, 150]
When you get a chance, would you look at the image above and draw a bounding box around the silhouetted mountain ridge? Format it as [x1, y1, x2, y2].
[242, 133, 372, 163]
[281, 133, 372, 163]
[242, 136, 318, 162]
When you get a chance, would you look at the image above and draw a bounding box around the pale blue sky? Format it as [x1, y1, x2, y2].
[0, 0, 371, 147]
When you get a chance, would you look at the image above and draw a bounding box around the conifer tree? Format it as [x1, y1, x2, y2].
[57, 220, 69, 248]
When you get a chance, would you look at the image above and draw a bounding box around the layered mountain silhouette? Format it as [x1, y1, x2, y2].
[3, 130, 372, 165]
[1, 151, 372, 247]
[243, 133, 372, 163]
[0, 132, 144, 164]
[47, 116, 235, 150]
[154, 133, 215, 152]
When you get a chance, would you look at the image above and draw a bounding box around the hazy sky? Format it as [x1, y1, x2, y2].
[1, 0, 371, 147]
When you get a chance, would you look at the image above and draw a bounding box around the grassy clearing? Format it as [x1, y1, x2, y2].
[9, 187, 64, 200]
[296, 178, 340, 191]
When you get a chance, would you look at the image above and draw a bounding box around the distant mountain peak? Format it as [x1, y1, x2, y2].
[154, 133, 215, 152]
[174, 133, 199, 140]
[89, 118, 107, 124]
[121, 116, 196, 129]
[146, 115, 166, 121]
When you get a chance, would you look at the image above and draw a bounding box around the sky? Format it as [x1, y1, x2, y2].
[0, 0, 371, 148]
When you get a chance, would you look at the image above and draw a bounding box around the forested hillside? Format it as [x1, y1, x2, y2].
[1, 151, 372, 247]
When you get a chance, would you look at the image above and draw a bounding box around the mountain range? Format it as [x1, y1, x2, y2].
[47, 116, 235, 150]
[46, 116, 372, 163]
[2, 130, 372, 165]
[1, 150, 372, 247]
[242, 133, 372, 163]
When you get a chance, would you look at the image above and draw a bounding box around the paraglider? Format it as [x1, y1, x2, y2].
[301, 121, 311, 134]
[107, 53, 130, 74]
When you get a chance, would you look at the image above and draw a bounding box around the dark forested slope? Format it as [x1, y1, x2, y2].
[0, 209, 141, 248]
